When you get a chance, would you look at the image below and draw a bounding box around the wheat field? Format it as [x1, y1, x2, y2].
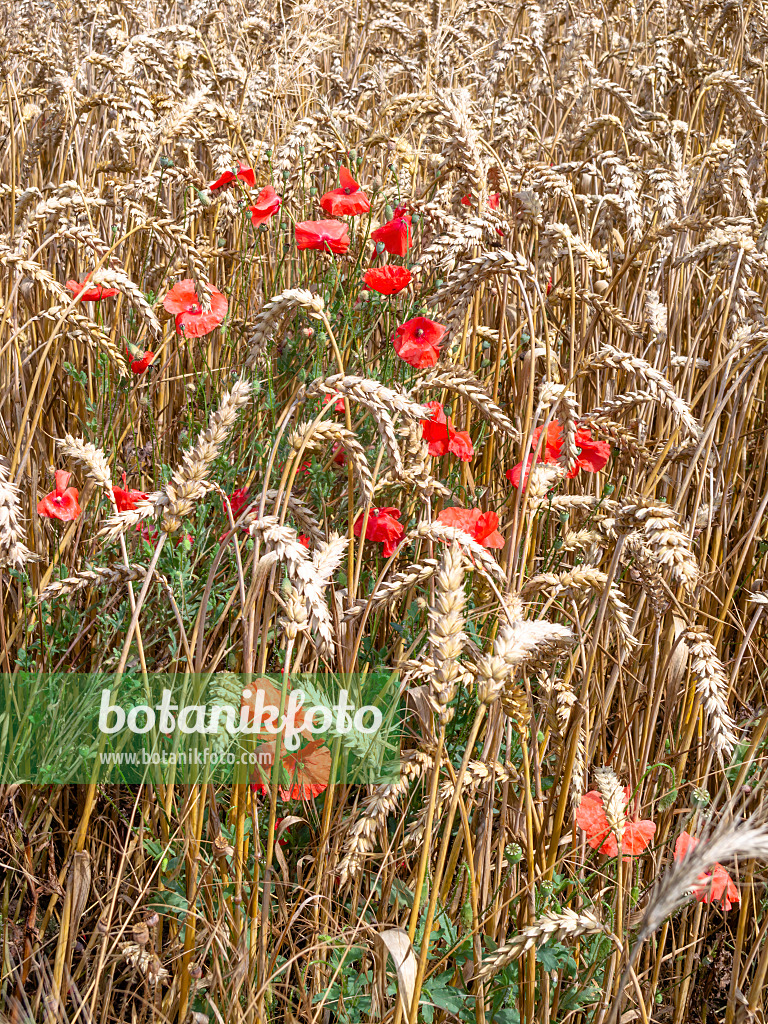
[1, 0, 768, 1022]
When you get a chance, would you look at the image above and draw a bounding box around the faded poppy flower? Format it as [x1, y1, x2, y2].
[281, 738, 331, 799]
[127, 349, 155, 374]
[576, 789, 656, 859]
[248, 185, 281, 227]
[295, 219, 350, 255]
[210, 160, 256, 190]
[163, 279, 228, 337]
[240, 678, 308, 739]
[421, 402, 474, 461]
[66, 278, 118, 301]
[320, 166, 370, 217]
[674, 832, 740, 911]
[113, 473, 148, 513]
[436, 507, 504, 548]
[393, 317, 446, 368]
[363, 265, 412, 295]
[371, 206, 412, 257]
[354, 507, 404, 558]
[38, 470, 81, 521]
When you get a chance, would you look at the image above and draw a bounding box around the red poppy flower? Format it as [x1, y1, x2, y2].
[363, 265, 412, 295]
[248, 185, 281, 226]
[236, 160, 255, 186]
[162, 279, 228, 337]
[324, 393, 346, 413]
[506, 422, 563, 488]
[320, 166, 370, 217]
[674, 832, 740, 910]
[127, 349, 155, 374]
[393, 317, 446, 368]
[506, 422, 611, 487]
[227, 486, 251, 520]
[332, 443, 346, 466]
[575, 789, 656, 859]
[210, 170, 236, 190]
[354, 507, 404, 558]
[371, 206, 412, 257]
[436, 507, 504, 548]
[569, 429, 611, 475]
[113, 473, 148, 513]
[299, 534, 310, 548]
[37, 470, 81, 521]
[420, 402, 474, 461]
[210, 161, 255, 190]
[461, 193, 500, 209]
[295, 220, 350, 255]
[220, 486, 252, 540]
[66, 278, 118, 301]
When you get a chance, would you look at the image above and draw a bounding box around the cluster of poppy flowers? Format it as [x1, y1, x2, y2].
[352, 504, 504, 559]
[576, 787, 739, 910]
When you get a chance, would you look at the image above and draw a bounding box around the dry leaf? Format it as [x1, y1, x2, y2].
[379, 928, 417, 1019]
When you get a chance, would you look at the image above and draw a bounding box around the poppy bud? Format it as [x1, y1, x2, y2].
[375, 241, 385, 254]
[159, 156, 174, 168]
[384, 204, 394, 221]
[412, 213, 421, 225]
[302, 327, 314, 338]
[282, 169, 290, 180]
